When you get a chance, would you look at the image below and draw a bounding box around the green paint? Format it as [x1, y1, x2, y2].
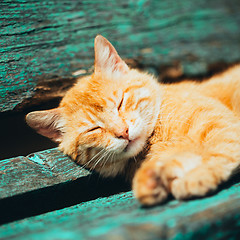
[0, 148, 239, 238]
[27, 154, 45, 165]
[0, 148, 89, 199]
[0, 182, 239, 239]
[0, 0, 240, 112]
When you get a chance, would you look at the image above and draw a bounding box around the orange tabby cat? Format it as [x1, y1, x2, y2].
[26, 35, 240, 206]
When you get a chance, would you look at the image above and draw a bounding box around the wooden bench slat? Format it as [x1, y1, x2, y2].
[0, 148, 89, 200]
[0, 148, 129, 224]
[1, 0, 240, 112]
[1, 181, 239, 239]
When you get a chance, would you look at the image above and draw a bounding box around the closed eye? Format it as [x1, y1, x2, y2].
[88, 126, 101, 132]
[118, 97, 124, 111]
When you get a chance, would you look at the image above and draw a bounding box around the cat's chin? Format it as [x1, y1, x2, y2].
[124, 137, 140, 152]
[120, 136, 145, 158]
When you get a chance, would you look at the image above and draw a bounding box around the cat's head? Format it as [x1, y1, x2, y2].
[26, 35, 161, 177]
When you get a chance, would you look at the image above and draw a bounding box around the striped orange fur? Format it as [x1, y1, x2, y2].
[26, 35, 240, 206]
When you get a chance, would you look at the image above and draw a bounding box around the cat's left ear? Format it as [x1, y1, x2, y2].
[26, 108, 65, 143]
[94, 35, 129, 74]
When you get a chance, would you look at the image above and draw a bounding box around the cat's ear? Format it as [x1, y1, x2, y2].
[26, 108, 65, 143]
[94, 35, 129, 74]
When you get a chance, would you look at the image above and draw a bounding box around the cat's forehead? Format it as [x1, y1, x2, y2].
[81, 88, 118, 109]
[81, 79, 123, 105]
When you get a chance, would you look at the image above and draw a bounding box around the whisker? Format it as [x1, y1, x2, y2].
[81, 148, 105, 169]
[104, 151, 113, 167]
[99, 151, 113, 173]
[91, 151, 109, 170]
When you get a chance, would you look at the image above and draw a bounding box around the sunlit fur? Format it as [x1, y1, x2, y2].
[26, 35, 240, 206]
[133, 65, 240, 205]
[59, 69, 161, 177]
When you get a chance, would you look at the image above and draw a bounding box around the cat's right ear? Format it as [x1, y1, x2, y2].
[26, 108, 65, 143]
[94, 35, 129, 74]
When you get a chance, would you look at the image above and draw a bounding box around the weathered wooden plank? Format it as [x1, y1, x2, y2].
[0, 148, 89, 199]
[0, 148, 129, 224]
[0, 148, 89, 224]
[1, 0, 240, 112]
[0, 180, 239, 239]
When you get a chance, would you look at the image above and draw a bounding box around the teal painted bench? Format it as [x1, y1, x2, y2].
[0, 148, 240, 239]
[1, 0, 240, 112]
[1, 0, 240, 239]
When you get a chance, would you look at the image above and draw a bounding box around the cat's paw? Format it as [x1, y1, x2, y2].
[133, 152, 204, 206]
[133, 164, 169, 206]
[171, 166, 219, 200]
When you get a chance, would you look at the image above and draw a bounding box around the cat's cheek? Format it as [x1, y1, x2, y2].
[59, 135, 79, 159]
[128, 117, 145, 139]
[108, 138, 129, 153]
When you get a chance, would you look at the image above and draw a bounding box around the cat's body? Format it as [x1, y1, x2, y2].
[26, 35, 240, 206]
[133, 67, 240, 204]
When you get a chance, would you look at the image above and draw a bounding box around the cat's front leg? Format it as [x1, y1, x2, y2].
[132, 151, 204, 206]
[133, 132, 240, 206]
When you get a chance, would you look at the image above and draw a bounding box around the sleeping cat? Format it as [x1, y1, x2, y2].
[26, 35, 240, 206]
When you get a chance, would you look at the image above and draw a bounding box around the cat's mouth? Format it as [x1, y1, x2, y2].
[123, 137, 141, 153]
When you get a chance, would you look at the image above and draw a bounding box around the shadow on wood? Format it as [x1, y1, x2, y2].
[0, 173, 130, 225]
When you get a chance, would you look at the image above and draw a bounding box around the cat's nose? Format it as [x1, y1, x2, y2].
[115, 127, 129, 140]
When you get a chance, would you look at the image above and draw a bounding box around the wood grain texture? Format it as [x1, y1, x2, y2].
[0, 148, 89, 199]
[0, 148, 129, 224]
[1, 0, 240, 112]
[0, 181, 239, 239]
